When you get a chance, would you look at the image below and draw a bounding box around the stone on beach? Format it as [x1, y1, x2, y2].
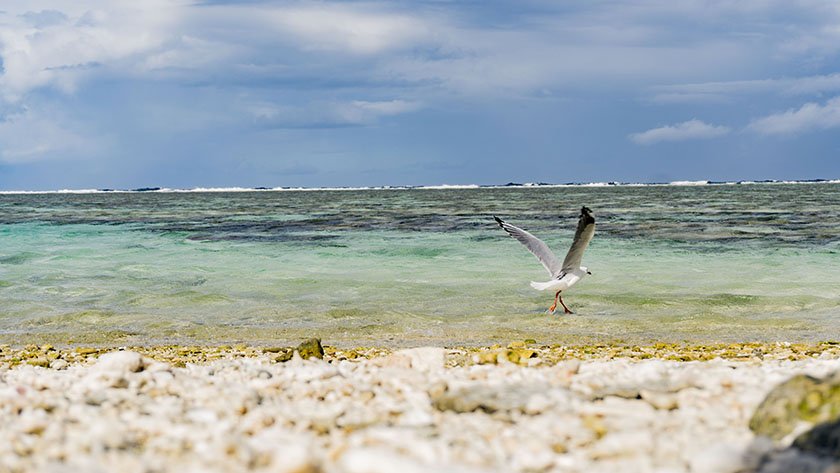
[432, 381, 554, 414]
[792, 418, 840, 458]
[749, 371, 840, 440]
[336, 447, 489, 473]
[376, 347, 446, 372]
[748, 369, 840, 472]
[473, 347, 538, 366]
[295, 338, 325, 360]
[295, 338, 324, 360]
[1, 347, 840, 473]
[92, 350, 146, 373]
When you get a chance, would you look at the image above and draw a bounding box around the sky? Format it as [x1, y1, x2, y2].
[1, 0, 840, 190]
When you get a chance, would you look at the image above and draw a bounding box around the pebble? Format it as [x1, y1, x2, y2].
[0, 348, 838, 472]
[92, 350, 145, 373]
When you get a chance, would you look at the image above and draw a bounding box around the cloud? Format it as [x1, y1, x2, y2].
[4, 0, 835, 104]
[0, 0, 186, 101]
[1, 0, 838, 107]
[249, 99, 421, 129]
[2, 0, 840, 183]
[350, 100, 419, 116]
[748, 96, 840, 135]
[19, 9, 68, 27]
[265, 6, 434, 55]
[629, 119, 730, 145]
[650, 73, 840, 103]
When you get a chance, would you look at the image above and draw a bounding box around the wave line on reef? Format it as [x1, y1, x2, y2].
[2, 179, 840, 194]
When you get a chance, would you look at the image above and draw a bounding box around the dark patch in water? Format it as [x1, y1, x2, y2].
[704, 294, 760, 306]
[370, 247, 447, 258]
[0, 252, 39, 265]
[2, 184, 839, 248]
[326, 308, 366, 318]
[185, 232, 341, 243]
[469, 235, 497, 242]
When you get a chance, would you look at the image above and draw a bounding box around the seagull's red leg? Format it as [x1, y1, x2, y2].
[548, 290, 561, 313]
[559, 296, 573, 314]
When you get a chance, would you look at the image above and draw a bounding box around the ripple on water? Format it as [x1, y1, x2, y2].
[1, 184, 839, 345]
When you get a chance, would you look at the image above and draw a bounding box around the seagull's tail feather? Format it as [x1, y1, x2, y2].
[530, 281, 555, 291]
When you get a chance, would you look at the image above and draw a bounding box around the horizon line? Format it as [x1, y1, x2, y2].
[2, 178, 840, 194]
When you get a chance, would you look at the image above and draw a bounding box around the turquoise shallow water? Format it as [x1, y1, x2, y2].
[0, 184, 839, 346]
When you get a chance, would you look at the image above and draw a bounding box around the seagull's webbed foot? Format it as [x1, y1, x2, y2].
[559, 296, 573, 315]
[548, 290, 561, 315]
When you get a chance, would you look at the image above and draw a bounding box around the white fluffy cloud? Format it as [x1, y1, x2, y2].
[0, 1, 186, 101]
[629, 119, 730, 145]
[4, 0, 838, 103]
[748, 96, 840, 135]
[266, 6, 434, 55]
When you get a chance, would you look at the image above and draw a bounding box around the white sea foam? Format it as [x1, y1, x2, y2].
[0, 189, 119, 195]
[669, 180, 710, 186]
[417, 184, 482, 189]
[1, 179, 839, 194]
[162, 187, 290, 192]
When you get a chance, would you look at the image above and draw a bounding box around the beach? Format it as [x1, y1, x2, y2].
[2, 342, 839, 472]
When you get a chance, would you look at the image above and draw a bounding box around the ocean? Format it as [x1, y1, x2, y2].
[1, 183, 838, 347]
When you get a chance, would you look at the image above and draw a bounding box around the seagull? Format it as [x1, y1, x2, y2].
[494, 206, 595, 314]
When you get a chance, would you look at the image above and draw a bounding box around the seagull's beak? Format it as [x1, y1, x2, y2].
[586, 271, 592, 275]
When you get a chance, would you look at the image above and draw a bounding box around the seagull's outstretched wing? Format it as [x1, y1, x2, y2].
[494, 216, 563, 277]
[562, 206, 595, 271]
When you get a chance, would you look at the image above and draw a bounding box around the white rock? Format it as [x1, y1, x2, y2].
[397, 407, 434, 427]
[524, 392, 561, 415]
[688, 442, 751, 473]
[640, 389, 679, 410]
[92, 351, 145, 374]
[383, 347, 447, 373]
[588, 430, 654, 459]
[336, 447, 489, 473]
[0, 350, 836, 473]
[185, 408, 218, 425]
[248, 429, 318, 473]
[17, 409, 49, 435]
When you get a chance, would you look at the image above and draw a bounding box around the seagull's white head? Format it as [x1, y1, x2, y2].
[581, 266, 591, 276]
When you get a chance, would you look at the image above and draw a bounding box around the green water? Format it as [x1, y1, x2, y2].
[0, 184, 838, 346]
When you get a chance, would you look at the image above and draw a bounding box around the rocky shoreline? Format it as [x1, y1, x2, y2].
[3, 341, 839, 368]
[1, 342, 839, 472]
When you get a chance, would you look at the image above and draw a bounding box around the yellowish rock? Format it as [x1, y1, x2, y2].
[475, 351, 499, 365]
[27, 357, 50, 368]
